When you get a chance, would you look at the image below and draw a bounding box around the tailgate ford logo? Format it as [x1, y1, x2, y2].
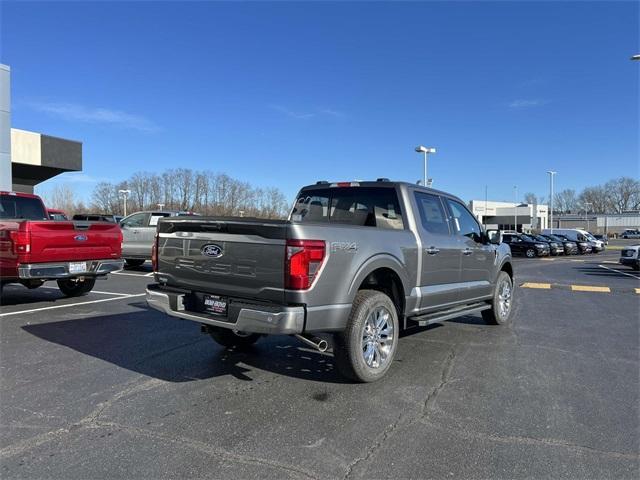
[74, 234, 88, 242]
[201, 244, 223, 258]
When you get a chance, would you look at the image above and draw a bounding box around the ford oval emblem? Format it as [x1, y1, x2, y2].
[74, 234, 88, 242]
[201, 244, 223, 258]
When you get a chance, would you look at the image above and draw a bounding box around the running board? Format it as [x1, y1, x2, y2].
[407, 302, 490, 327]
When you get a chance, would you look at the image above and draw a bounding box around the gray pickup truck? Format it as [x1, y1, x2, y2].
[146, 180, 514, 382]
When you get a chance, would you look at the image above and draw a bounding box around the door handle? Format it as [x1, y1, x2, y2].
[425, 246, 440, 255]
[463, 248, 473, 256]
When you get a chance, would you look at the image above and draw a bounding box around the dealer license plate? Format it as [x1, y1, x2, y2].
[69, 261, 87, 274]
[203, 294, 228, 316]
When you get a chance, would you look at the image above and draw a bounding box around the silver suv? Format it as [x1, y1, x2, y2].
[146, 181, 514, 382]
[120, 211, 198, 267]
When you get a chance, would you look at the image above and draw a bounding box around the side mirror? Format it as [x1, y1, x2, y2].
[486, 229, 502, 245]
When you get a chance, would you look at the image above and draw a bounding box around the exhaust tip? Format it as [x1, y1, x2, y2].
[316, 339, 328, 352]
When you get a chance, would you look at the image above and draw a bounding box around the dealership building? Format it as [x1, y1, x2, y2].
[469, 199, 549, 232]
[0, 64, 82, 194]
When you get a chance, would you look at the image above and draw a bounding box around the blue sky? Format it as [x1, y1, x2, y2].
[2, 1, 638, 205]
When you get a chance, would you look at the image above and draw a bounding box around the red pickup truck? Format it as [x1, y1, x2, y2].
[0, 191, 123, 297]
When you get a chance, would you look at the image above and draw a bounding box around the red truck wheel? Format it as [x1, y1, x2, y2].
[57, 278, 96, 297]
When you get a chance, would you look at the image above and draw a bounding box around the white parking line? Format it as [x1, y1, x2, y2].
[40, 286, 131, 296]
[598, 264, 640, 280]
[113, 270, 152, 277]
[0, 294, 146, 318]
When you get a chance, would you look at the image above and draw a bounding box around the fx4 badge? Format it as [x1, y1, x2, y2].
[331, 241, 357, 253]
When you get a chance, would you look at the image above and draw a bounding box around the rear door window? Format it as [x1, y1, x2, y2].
[149, 213, 172, 226]
[414, 192, 450, 235]
[291, 187, 404, 229]
[121, 213, 148, 228]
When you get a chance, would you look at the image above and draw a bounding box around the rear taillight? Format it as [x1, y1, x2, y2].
[285, 239, 325, 290]
[151, 235, 159, 272]
[9, 231, 31, 254]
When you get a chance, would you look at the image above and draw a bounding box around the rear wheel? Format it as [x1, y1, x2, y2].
[57, 277, 96, 297]
[482, 271, 514, 325]
[333, 290, 399, 383]
[208, 327, 261, 350]
[525, 248, 536, 258]
[125, 259, 146, 267]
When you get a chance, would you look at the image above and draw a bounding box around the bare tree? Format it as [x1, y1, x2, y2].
[523, 192, 537, 205]
[578, 186, 610, 214]
[553, 189, 578, 214]
[605, 177, 640, 213]
[42, 184, 81, 215]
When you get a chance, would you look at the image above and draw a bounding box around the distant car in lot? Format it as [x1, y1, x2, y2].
[120, 210, 199, 267]
[502, 233, 550, 258]
[46, 208, 68, 221]
[539, 234, 578, 255]
[552, 233, 592, 254]
[72, 213, 120, 223]
[619, 245, 640, 270]
[531, 234, 564, 255]
[542, 228, 602, 253]
[592, 234, 608, 245]
[621, 229, 640, 239]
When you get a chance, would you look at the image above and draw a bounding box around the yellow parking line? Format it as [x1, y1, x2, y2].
[521, 282, 552, 289]
[571, 285, 611, 293]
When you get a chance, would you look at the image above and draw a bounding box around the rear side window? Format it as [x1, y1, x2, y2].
[414, 192, 449, 235]
[291, 187, 404, 230]
[121, 212, 147, 228]
[0, 195, 47, 220]
[149, 213, 172, 226]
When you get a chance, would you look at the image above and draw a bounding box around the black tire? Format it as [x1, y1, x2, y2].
[332, 290, 399, 383]
[125, 259, 146, 267]
[633, 264, 640, 271]
[482, 271, 514, 325]
[208, 327, 261, 350]
[57, 277, 96, 297]
[525, 248, 536, 258]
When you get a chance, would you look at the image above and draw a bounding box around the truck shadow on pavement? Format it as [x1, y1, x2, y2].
[1, 284, 66, 306]
[21, 306, 350, 384]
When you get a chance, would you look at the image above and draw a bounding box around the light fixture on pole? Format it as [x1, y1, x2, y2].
[415, 145, 436, 187]
[631, 54, 640, 61]
[547, 171, 556, 233]
[118, 189, 131, 217]
[157, 203, 165, 210]
[513, 185, 518, 232]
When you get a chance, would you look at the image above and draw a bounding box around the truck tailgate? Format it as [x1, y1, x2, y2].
[26, 221, 122, 263]
[156, 217, 288, 303]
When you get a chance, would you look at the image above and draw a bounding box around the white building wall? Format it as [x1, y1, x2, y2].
[0, 64, 11, 191]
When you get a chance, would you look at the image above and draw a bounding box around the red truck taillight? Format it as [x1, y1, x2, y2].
[9, 231, 31, 254]
[285, 239, 325, 290]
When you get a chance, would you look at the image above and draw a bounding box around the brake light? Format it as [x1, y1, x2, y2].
[9, 231, 31, 254]
[285, 239, 325, 290]
[151, 235, 159, 272]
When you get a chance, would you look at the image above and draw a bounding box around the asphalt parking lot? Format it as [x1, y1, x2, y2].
[1, 250, 639, 479]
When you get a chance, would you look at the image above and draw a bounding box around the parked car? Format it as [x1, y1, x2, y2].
[539, 234, 578, 255]
[120, 210, 199, 267]
[0, 191, 123, 296]
[531, 234, 564, 256]
[619, 245, 640, 271]
[621, 229, 640, 239]
[553, 233, 592, 254]
[47, 208, 68, 221]
[146, 180, 515, 382]
[502, 233, 550, 258]
[593, 234, 609, 245]
[542, 228, 603, 253]
[72, 213, 120, 223]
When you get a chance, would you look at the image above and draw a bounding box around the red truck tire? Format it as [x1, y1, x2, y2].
[56, 278, 96, 297]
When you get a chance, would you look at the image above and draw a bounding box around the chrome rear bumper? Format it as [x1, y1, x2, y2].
[18, 259, 124, 279]
[146, 284, 305, 335]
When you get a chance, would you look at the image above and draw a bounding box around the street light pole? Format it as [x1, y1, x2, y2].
[415, 146, 436, 187]
[547, 171, 556, 233]
[514, 185, 518, 232]
[118, 189, 131, 217]
[584, 202, 593, 231]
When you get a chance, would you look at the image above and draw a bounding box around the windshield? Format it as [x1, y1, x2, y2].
[534, 235, 549, 242]
[520, 234, 536, 242]
[0, 195, 48, 220]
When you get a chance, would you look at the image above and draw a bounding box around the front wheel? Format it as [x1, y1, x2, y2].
[57, 277, 96, 297]
[525, 248, 536, 258]
[333, 290, 399, 383]
[208, 327, 261, 350]
[482, 271, 514, 325]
